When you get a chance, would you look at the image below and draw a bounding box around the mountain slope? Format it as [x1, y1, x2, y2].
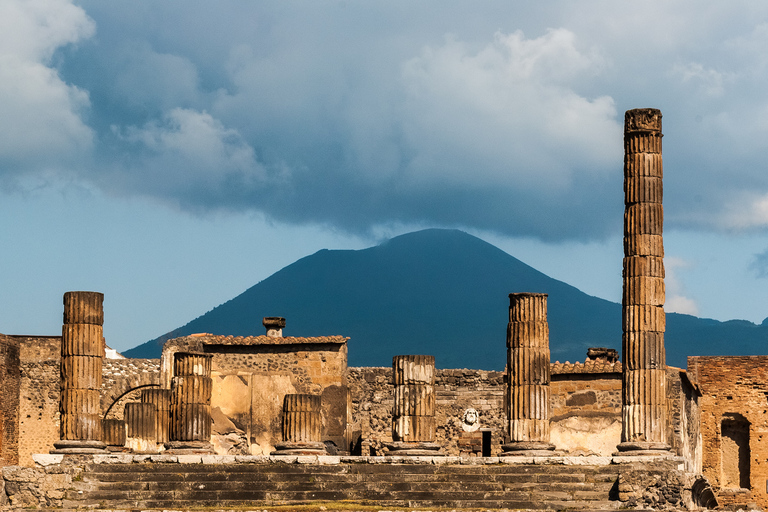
[124, 229, 768, 369]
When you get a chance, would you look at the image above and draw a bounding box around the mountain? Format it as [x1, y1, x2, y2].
[124, 229, 768, 369]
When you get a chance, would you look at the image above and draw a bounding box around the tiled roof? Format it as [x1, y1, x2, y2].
[180, 334, 349, 346]
[551, 359, 622, 374]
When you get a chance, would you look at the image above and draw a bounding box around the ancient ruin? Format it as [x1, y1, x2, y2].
[502, 292, 555, 456]
[52, 291, 106, 454]
[618, 108, 670, 456]
[0, 107, 763, 510]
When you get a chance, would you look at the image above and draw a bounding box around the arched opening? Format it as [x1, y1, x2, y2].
[721, 413, 750, 489]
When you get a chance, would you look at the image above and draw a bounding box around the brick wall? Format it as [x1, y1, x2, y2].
[688, 356, 768, 509]
[0, 335, 20, 465]
[16, 336, 60, 466]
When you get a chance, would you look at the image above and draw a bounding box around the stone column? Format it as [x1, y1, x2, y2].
[502, 293, 555, 456]
[141, 388, 171, 445]
[125, 402, 157, 453]
[617, 108, 670, 455]
[386, 355, 442, 456]
[102, 419, 126, 451]
[52, 291, 107, 453]
[166, 351, 213, 453]
[272, 394, 327, 455]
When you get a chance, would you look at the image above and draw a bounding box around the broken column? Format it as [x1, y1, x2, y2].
[502, 292, 555, 456]
[386, 355, 442, 456]
[166, 351, 213, 453]
[272, 394, 327, 455]
[125, 402, 157, 453]
[102, 419, 126, 451]
[52, 291, 107, 453]
[142, 388, 170, 447]
[617, 108, 670, 455]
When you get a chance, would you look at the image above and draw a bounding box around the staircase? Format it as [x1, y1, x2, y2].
[66, 459, 622, 510]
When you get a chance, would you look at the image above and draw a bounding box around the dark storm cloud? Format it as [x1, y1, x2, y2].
[5, 1, 768, 240]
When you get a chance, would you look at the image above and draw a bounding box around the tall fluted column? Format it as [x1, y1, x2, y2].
[502, 293, 555, 456]
[386, 355, 442, 456]
[617, 108, 670, 455]
[52, 291, 107, 453]
[166, 351, 213, 453]
[271, 394, 327, 455]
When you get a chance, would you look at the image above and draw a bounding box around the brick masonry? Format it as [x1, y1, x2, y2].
[688, 355, 768, 509]
[16, 336, 60, 467]
[0, 335, 20, 465]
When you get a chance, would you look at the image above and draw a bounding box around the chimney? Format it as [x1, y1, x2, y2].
[263, 317, 286, 337]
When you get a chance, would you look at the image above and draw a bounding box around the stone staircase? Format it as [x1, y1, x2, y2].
[66, 460, 623, 510]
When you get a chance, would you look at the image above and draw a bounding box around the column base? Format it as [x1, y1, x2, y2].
[51, 440, 107, 454]
[163, 440, 214, 454]
[500, 441, 557, 457]
[614, 441, 673, 456]
[271, 441, 327, 455]
[385, 441, 444, 456]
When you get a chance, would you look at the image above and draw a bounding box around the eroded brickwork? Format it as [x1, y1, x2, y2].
[17, 336, 60, 466]
[0, 335, 20, 465]
[350, 365, 633, 457]
[688, 355, 768, 509]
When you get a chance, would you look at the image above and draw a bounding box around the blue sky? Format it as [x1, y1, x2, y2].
[2, 1, 768, 352]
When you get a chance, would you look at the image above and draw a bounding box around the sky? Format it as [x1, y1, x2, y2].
[2, 1, 768, 353]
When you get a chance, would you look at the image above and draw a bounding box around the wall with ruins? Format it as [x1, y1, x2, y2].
[687, 356, 768, 509]
[16, 336, 60, 467]
[349, 362, 626, 456]
[101, 359, 161, 420]
[161, 334, 349, 456]
[0, 335, 20, 465]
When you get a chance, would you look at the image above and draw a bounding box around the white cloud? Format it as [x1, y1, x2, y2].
[398, 29, 620, 190]
[664, 257, 700, 316]
[719, 192, 768, 230]
[109, 108, 268, 203]
[0, 0, 94, 173]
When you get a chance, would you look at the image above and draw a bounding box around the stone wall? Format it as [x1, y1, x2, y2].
[349, 363, 629, 457]
[688, 355, 768, 509]
[550, 361, 622, 456]
[161, 334, 350, 455]
[101, 359, 161, 418]
[0, 335, 20, 465]
[666, 368, 701, 474]
[348, 367, 507, 456]
[17, 336, 60, 467]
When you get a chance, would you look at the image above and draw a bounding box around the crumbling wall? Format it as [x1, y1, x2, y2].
[688, 355, 768, 509]
[0, 335, 20, 465]
[161, 335, 350, 456]
[101, 359, 161, 418]
[17, 336, 60, 466]
[550, 370, 621, 456]
[666, 368, 701, 474]
[349, 365, 626, 456]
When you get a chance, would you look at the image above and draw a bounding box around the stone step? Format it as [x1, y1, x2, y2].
[74, 462, 622, 510]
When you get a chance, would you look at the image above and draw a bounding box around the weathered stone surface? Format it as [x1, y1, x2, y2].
[281, 394, 322, 443]
[61, 323, 104, 357]
[392, 355, 435, 385]
[391, 355, 437, 446]
[125, 402, 157, 453]
[62, 291, 104, 326]
[506, 293, 554, 454]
